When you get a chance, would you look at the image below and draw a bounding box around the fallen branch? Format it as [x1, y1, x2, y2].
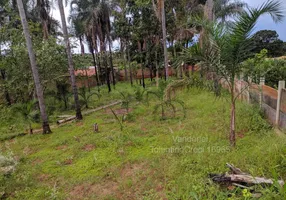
[210, 163, 284, 187]
[56, 101, 122, 124]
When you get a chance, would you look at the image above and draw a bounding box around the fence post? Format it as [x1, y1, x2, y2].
[275, 81, 285, 126]
[259, 77, 265, 108]
[247, 77, 252, 104]
[239, 73, 243, 100]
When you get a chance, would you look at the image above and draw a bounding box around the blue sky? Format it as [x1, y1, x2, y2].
[245, 0, 286, 41]
[52, 0, 286, 53]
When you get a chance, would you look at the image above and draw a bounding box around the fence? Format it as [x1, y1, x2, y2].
[221, 77, 286, 130]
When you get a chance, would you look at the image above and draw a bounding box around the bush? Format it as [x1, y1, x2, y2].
[0, 153, 17, 175]
[237, 104, 271, 133]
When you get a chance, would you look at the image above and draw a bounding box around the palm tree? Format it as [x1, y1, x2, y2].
[214, 0, 247, 23]
[204, 0, 214, 21]
[71, 0, 114, 92]
[78, 86, 101, 109]
[201, 0, 247, 46]
[58, 0, 83, 120]
[179, 0, 284, 147]
[13, 100, 39, 134]
[152, 0, 168, 80]
[36, 0, 50, 39]
[69, 15, 85, 55]
[16, 0, 52, 134]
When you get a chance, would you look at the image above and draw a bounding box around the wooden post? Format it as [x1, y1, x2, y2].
[247, 77, 252, 104]
[239, 73, 244, 100]
[259, 77, 265, 108]
[94, 123, 99, 133]
[275, 81, 285, 126]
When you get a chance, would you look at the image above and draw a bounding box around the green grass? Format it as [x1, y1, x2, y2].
[0, 82, 286, 199]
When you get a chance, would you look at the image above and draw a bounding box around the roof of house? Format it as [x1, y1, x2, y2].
[75, 66, 96, 77]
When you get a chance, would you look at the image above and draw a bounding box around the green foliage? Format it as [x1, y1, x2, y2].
[237, 104, 271, 133]
[147, 80, 186, 120]
[242, 49, 286, 88]
[55, 80, 71, 110]
[119, 91, 132, 113]
[110, 108, 124, 131]
[265, 59, 286, 89]
[78, 87, 101, 109]
[0, 85, 285, 199]
[133, 86, 146, 102]
[73, 55, 93, 70]
[249, 30, 286, 58]
[12, 100, 39, 133]
[242, 49, 272, 83]
[0, 26, 68, 105]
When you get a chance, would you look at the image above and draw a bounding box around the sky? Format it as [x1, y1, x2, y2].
[244, 0, 286, 41]
[51, 0, 286, 53]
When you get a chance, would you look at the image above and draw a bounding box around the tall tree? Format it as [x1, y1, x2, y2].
[36, 0, 50, 39]
[16, 0, 52, 134]
[58, 0, 83, 120]
[204, 0, 214, 21]
[70, 0, 114, 92]
[250, 30, 285, 57]
[161, 0, 168, 80]
[214, 0, 247, 23]
[152, 0, 168, 80]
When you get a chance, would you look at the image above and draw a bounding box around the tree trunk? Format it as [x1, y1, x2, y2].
[29, 123, 33, 134]
[79, 36, 85, 56]
[124, 61, 128, 82]
[127, 40, 133, 86]
[17, 0, 51, 134]
[108, 40, 116, 88]
[42, 19, 49, 40]
[204, 0, 214, 21]
[96, 53, 102, 85]
[200, 0, 214, 47]
[58, 0, 83, 120]
[84, 68, 90, 92]
[103, 52, 111, 92]
[150, 65, 153, 82]
[155, 38, 159, 87]
[230, 89, 236, 147]
[140, 50, 145, 88]
[91, 50, 100, 92]
[161, 0, 168, 80]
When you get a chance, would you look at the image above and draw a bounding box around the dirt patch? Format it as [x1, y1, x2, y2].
[31, 158, 43, 166]
[37, 174, 50, 182]
[69, 181, 119, 200]
[69, 162, 167, 199]
[64, 159, 73, 165]
[120, 162, 146, 181]
[56, 145, 68, 150]
[82, 144, 96, 152]
[237, 129, 248, 138]
[76, 122, 84, 126]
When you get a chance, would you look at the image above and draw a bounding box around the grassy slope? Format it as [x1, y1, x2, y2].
[0, 84, 127, 141]
[0, 83, 286, 199]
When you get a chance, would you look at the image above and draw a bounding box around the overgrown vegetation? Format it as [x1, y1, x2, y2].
[1, 0, 286, 199]
[0, 84, 285, 199]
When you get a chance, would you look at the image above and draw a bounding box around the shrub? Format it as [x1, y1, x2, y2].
[0, 153, 17, 175]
